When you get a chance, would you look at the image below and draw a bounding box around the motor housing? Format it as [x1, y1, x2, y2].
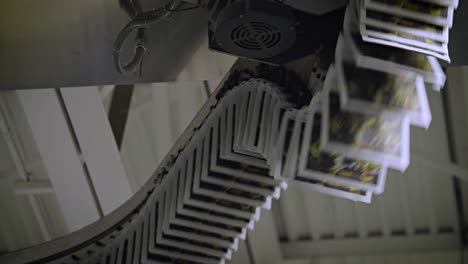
[207, 0, 346, 64]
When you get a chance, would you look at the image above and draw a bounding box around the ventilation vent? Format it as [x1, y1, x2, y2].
[231, 21, 281, 50]
[210, 0, 297, 61]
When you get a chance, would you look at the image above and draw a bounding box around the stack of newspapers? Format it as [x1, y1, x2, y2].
[282, 0, 455, 204]
[356, 0, 458, 62]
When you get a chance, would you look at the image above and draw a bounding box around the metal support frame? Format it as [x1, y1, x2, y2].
[0, 97, 52, 242]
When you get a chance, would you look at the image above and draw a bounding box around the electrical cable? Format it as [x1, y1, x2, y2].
[119, 0, 139, 17]
[114, 0, 201, 75]
[113, 0, 179, 74]
[165, 4, 201, 12]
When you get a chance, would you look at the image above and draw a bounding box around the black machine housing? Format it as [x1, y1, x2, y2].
[207, 0, 347, 64]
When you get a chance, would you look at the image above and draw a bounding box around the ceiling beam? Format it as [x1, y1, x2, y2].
[281, 234, 460, 259]
[14, 180, 53, 195]
[16, 89, 101, 232]
[60, 87, 133, 215]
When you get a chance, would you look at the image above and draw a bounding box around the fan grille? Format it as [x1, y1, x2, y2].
[230, 21, 281, 50]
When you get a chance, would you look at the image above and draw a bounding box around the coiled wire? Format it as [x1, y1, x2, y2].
[113, 0, 184, 75]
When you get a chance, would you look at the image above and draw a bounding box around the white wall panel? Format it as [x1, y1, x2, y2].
[120, 82, 208, 192]
[300, 186, 336, 240]
[227, 240, 251, 264]
[332, 197, 358, 238]
[446, 66, 468, 236]
[280, 186, 310, 241]
[354, 196, 384, 237]
[380, 172, 407, 234]
[0, 172, 41, 250]
[287, 250, 461, 264]
[121, 106, 159, 193]
[282, 235, 459, 259]
[248, 210, 283, 264]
